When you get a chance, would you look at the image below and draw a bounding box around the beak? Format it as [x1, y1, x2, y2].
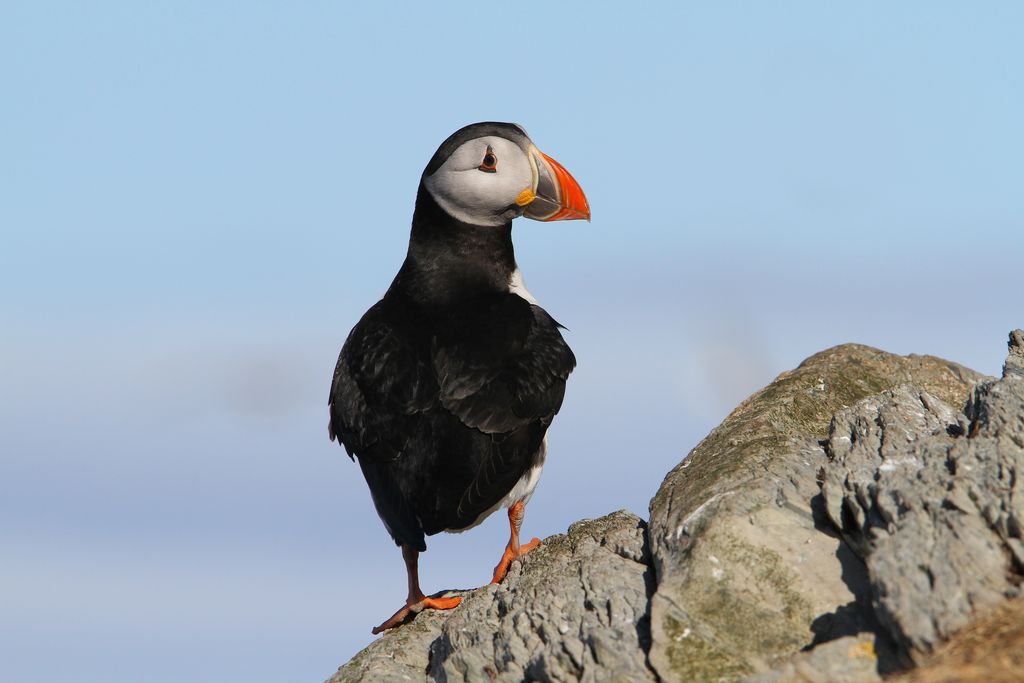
[523, 146, 591, 222]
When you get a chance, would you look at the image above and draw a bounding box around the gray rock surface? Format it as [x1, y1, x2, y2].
[740, 634, 881, 683]
[327, 511, 655, 683]
[821, 331, 1024, 665]
[329, 603, 452, 683]
[328, 335, 1023, 683]
[429, 511, 655, 682]
[646, 344, 984, 682]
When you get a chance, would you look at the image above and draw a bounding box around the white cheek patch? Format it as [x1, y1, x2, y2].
[424, 136, 533, 227]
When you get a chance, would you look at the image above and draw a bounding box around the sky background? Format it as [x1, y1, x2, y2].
[2, 2, 1022, 682]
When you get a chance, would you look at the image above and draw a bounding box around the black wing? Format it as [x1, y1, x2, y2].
[329, 293, 576, 547]
[428, 294, 576, 528]
[432, 294, 576, 433]
[328, 300, 439, 550]
[328, 300, 436, 462]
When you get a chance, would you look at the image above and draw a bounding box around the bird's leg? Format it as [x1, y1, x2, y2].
[490, 500, 542, 584]
[371, 544, 461, 634]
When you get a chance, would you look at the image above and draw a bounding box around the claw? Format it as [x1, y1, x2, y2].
[490, 500, 542, 584]
[371, 544, 462, 635]
[371, 594, 462, 634]
[490, 536, 542, 584]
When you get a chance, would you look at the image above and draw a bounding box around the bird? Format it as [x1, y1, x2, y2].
[328, 121, 589, 634]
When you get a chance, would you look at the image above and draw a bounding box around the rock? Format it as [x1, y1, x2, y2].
[1002, 329, 1024, 379]
[821, 331, 1024, 665]
[328, 604, 451, 683]
[329, 336, 1023, 683]
[327, 510, 656, 683]
[646, 344, 985, 682]
[888, 594, 1024, 683]
[429, 510, 655, 682]
[740, 634, 881, 683]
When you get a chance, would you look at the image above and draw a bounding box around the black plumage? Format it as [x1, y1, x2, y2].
[326, 122, 588, 633]
[329, 185, 575, 550]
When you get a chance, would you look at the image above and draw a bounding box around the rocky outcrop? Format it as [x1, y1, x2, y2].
[428, 511, 655, 682]
[329, 511, 655, 683]
[820, 333, 1024, 666]
[646, 345, 984, 681]
[327, 333, 1024, 683]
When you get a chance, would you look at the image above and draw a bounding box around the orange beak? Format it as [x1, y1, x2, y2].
[523, 147, 591, 222]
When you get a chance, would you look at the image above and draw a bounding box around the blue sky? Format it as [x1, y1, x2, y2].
[2, 3, 1022, 682]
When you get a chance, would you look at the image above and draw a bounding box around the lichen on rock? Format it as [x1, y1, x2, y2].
[646, 344, 984, 682]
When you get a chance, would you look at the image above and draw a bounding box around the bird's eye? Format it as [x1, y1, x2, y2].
[478, 147, 498, 173]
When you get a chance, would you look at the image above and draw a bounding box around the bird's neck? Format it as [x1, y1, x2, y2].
[391, 187, 517, 309]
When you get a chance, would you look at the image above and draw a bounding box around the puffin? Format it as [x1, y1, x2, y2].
[328, 122, 590, 634]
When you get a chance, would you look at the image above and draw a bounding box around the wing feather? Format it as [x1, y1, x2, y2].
[433, 294, 575, 434]
[328, 301, 436, 461]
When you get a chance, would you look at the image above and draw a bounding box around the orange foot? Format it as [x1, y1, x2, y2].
[490, 537, 542, 585]
[371, 594, 462, 635]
